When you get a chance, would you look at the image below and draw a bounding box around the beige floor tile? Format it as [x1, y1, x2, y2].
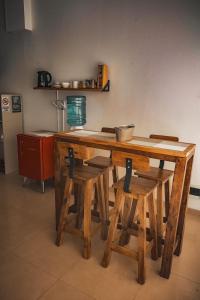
[184, 213, 200, 241]
[0, 252, 56, 300]
[145, 213, 200, 283]
[13, 229, 83, 278]
[0, 173, 200, 300]
[0, 208, 50, 250]
[61, 248, 141, 300]
[134, 271, 200, 300]
[40, 280, 95, 300]
[172, 237, 200, 283]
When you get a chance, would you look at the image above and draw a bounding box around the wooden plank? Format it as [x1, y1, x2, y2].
[57, 141, 94, 160]
[147, 193, 158, 260]
[54, 132, 194, 161]
[119, 196, 132, 246]
[149, 134, 179, 142]
[157, 183, 164, 257]
[34, 86, 104, 92]
[112, 150, 150, 172]
[83, 180, 93, 259]
[111, 244, 138, 259]
[164, 180, 170, 220]
[174, 155, 194, 256]
[137, 197, 146, 284]
[160, 158, 187, 278]
[64, 226, 83, 238]
[54, 141, 66, 229]
[56, 179, 73, 246]
[102, 189, 125, 267]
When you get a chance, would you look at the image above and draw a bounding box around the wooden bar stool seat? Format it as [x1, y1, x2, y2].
[86, 156, 112, 169]
[115, 176, 159, 198]
[136, 167, 173, 183]
[56, 142, 108, 259]
[102, 150, 158, 284]
[135, 134, 179, 256]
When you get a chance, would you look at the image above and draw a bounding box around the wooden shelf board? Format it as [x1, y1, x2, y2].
[33, 87, 105, 92]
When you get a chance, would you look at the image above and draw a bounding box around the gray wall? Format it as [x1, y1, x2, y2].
[0, 0, 200, 186]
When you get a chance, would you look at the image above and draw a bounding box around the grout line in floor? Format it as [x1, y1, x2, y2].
[172, 270, 200, 286]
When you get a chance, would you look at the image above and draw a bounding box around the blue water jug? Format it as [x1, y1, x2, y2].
[66, 96, 86, 127]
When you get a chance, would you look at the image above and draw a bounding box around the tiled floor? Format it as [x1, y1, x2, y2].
[0, 173, 200, 300]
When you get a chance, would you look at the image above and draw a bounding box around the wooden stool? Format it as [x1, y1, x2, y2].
[86, 127, 118, 208]
[56, 142, 108, 259]
[135, 134, 179, 256]
[101, 150, 158, 284]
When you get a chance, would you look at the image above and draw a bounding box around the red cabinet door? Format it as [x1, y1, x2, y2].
[41, 136, 54, 180]
[18, 134, 42, 180]
[17, 134, 54, 180]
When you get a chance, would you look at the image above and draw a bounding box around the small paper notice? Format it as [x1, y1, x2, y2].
[1, 96, 10, 112]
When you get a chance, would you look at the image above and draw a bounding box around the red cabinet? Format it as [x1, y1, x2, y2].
[17, 134, 54, 181]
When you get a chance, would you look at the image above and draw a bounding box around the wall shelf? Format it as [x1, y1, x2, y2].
[33, 80, 110, 132]
[33, 84, 110, 92]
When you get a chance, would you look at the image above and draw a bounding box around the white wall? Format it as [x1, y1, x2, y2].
[0, 0, 200, 188]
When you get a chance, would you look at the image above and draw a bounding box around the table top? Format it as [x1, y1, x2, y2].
[55, 130, 195, 162]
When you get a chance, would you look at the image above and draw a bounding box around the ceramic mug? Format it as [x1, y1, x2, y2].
[61, 82, 70, 88]
[72, 81, 79, 88]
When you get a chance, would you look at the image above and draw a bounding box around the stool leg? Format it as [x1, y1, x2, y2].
[56, 179, 73, 246]
[119, 196, 132, 246]
[75, 184, 84, 229]
[102, 188, 125, 268]
[83, 179, 93, 259]
[96, 175, 108, 240]
[93, 184, 99, 213]
[164, 179, 170, 220]
[112, 165, 119, 197]
[157, 182, 164, 257]
[137, 196, 146, 284]
[102, 169, 110, 229]
[147, 193, 158, 260]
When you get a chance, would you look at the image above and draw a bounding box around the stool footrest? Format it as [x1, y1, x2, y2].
[111, 243, 138, 259]
[64, 225, 83, 238]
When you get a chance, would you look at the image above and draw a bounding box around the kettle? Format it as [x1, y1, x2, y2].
[37, 71, 52, 87]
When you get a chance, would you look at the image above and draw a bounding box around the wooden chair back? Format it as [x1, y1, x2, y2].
[112, 151, 150, 172]
[57, 141, 94, 161]
[101, 127, 116, 134]
[150, 134, 179, 142]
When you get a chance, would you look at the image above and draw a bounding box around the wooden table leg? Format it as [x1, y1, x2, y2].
[174, 155, 194, 256]
[160, 158, 186, 279]
[54, 143, 65, 229]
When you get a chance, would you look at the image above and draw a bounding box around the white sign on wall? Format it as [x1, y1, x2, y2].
[1, 96, 10, 112]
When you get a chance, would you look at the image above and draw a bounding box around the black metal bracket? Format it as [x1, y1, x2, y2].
[68, 147, 74, 178]
[159, 160, 164, 170]
[102, 80, 110, 92]
[123, 158, 132, 193]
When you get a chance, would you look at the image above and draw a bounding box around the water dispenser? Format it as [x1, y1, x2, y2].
[66, 96, 86, 129]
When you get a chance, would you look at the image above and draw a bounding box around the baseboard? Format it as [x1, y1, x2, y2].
[187, 207, 200, 216]
[190, 187, 200, 197]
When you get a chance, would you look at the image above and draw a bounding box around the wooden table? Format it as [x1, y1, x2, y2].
[54, 130, 195, 279]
